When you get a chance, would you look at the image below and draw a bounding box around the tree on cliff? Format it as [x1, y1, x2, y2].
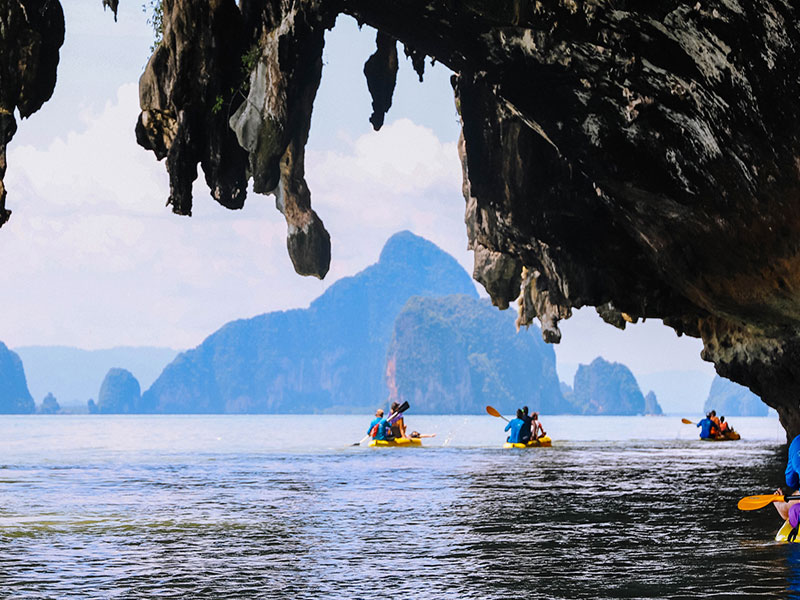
[0, 342, 35, 414]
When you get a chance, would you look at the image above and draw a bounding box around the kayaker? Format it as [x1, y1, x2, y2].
[709, 410, 721, 437]
[520, 406, 533, 443]
[531, 412, 546, 441]
[389, 401, 408, 439]
[773, 487, 800, 542]
[719, 416, 733, 436]
[786, 434, 800, 490]
[696, 413, 714, 439]
[504, 409, 526, 444]
[368, 409, 393, 442]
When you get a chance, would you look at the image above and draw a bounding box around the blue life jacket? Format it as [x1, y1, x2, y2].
[787, 435, 800, 489]
[505, 418, 525, 443]
[697, 418, 712, 438]
[367, 417, 391, 441]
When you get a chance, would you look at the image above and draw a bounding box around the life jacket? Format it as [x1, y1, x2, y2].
[720, 421, 729, 433]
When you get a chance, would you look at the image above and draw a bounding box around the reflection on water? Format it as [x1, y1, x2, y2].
[0, 416, 796, 598]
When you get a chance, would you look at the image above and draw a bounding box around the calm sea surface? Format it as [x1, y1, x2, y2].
[0, 414, 796, 599]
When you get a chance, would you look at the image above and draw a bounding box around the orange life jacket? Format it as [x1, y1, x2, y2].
[720, 421, 729, 433]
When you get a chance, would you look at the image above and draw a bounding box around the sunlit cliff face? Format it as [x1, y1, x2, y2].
[5, 0, 800, 437]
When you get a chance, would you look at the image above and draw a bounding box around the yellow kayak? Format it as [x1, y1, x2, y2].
[776, 520, 796, 542]
[503, 435, 552, 448]
[700, 431, 741, 441]
[368, 437, 423, 447]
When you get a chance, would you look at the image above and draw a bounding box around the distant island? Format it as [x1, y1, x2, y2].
[704, 375, 768, 417]
[13, 346, 179, 406]
[386, 294, 567, 414]
[0, 342, 35, 413]
[140, 231, 479, 413]
[0, 233, 679, 416]
[561, 357, 663, 416]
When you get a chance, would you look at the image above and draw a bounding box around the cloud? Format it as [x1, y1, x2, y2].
[306, 118, 473, 279]
[9, 84, 166, 214]
[310, 118, 461, 197]
[0, 84, 476, 350]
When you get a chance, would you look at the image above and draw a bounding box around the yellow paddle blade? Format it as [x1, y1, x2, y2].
[738, 494, 784, 510]
[485, 405, 502, 418]
[681, 418, 694, 424]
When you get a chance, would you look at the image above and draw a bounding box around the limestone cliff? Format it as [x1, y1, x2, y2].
[386, 295, 567, 414]
[572, 357, 647, 416]
[0, 342, 35, 414]
[5, 1, 800, 435]
[97, 368, 141, 414]
[0, 0, 64, 227]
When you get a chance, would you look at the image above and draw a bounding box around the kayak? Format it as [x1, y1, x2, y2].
[700, 431, 741, 441]
[368, 437, 423, 447]
[776, 520, 796, 543]
[503, 435, 552, 448]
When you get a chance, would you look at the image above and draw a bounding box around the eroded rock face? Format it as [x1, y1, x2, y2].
[135, 0, 249, 216]
[338, 0, 800, 439]
[136, 0, 332, 277]
[6, 0, 800, 436]
[0, 0, 64, 227]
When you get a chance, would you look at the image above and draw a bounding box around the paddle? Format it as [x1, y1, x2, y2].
[485, 405, 509, 422]
[352, 401, 410, 446]
[681, 418, 694, 424]
[737, 494, 800, 510]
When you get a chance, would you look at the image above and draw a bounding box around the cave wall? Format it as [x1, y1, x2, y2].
[5, 0, 800, 438]
[0, 0, 64, 228]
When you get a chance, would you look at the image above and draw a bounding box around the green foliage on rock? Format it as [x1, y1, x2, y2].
[143, 0, 164, 52]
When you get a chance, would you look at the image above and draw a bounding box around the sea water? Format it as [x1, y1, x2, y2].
[0, 415, 794, 598]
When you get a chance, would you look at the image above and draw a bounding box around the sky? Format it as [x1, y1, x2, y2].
[0, 2, 719, 413]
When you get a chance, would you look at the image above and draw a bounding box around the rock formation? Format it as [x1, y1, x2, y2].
[0, 342, 35, 413]
[572, 357, 647, 415]
[97, 368, 141, 413]
[5, 1, 800, 435]
[0, 0, 64, 228]
[386, 295, 567, 414]
[38, 392, 60, 414]
[704, 375, 768, 417]
[141, 231, 477, 413]
[644, 391, 663, 416]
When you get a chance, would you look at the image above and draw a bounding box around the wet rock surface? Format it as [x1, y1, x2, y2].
[6, 0, 800, 435]
[0, 0, 64, 228]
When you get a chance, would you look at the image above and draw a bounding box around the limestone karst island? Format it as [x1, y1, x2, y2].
[2, 1, 800, 598]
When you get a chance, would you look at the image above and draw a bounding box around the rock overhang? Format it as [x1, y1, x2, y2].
[3, 0, 800, 436]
